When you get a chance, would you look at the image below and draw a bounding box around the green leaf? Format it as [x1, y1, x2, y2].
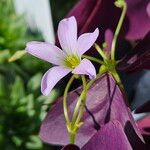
[26, 94, 35, 117]
[0, 75, 6, 96]
[0, 50, 10, 63]
[16, 94, 33, 113]
[8, 50, 26, 62]
[26, 135, 42, 149]
[12, 136, 22, 146]
[10, 76, 25, 105]
[27, 73, 42, 91]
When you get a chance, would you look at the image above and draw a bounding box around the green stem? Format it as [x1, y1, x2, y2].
[82, 55, 103, 64]
[81, 75, 87, 90]
[74, 76, 87, 125]
[69, 133, 75, 144]
[63, 75, 75, 124]
[111, 70, 124, 90]
[71, 76, 87, 124]
[67, 76, 87, 144]
[111, 2, 127, 61]
[74, 102, 85, 125]
[94, 43, 107, 60]
[66, 72, 124, 144]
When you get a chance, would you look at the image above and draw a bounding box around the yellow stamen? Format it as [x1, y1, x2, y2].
[64, 55, 80, 69]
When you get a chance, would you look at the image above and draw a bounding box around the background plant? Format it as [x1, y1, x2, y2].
[0, 0, 63, 149]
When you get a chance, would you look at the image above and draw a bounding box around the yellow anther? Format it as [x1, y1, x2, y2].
[64, 55, 80, 69]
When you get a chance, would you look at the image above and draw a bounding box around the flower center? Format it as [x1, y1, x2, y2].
[64, 55, 80, 69]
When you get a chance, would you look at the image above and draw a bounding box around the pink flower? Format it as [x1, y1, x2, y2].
[25, 16, 99, 96]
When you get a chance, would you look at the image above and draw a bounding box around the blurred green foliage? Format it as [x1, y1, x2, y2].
[0, 0, 40, 51]
[0, 0, 77, 149]
[0, 0, 60, 149]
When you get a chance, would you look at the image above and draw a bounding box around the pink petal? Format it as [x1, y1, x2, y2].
[26, 41, 65, 65]
[41, 66, 71, 96]
[58, 16, 77, 54]
[72, 59, 96, 79]
[77, 28, 99, 55]
[67, 0, 150, 41]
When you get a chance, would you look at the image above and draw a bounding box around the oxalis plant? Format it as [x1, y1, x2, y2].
[12, 0, 147, 149]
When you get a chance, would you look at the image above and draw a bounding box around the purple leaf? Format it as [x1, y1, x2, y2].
[40, 74, 144, 148]
[67, 0, 118, 44]
[81, 121, 132, 150]
[117, 32, 150, 73]
[125, 0, 150, 40]
[67, 0, 150, 42]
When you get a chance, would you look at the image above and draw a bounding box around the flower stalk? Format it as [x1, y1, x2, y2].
[94, 43, 108, 60]
[72, 76, 87, 124]
[65, 75, 87, 144]
[82, 55, 103, 64]
[111, 0, 127, 61]
[63, 75, 75, 124]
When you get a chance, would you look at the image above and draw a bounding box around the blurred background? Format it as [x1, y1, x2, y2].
[0, 0, 149, 149]
[0, 0, 77, 149]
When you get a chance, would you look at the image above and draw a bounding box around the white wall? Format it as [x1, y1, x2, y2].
[14, 0, 55, 43]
